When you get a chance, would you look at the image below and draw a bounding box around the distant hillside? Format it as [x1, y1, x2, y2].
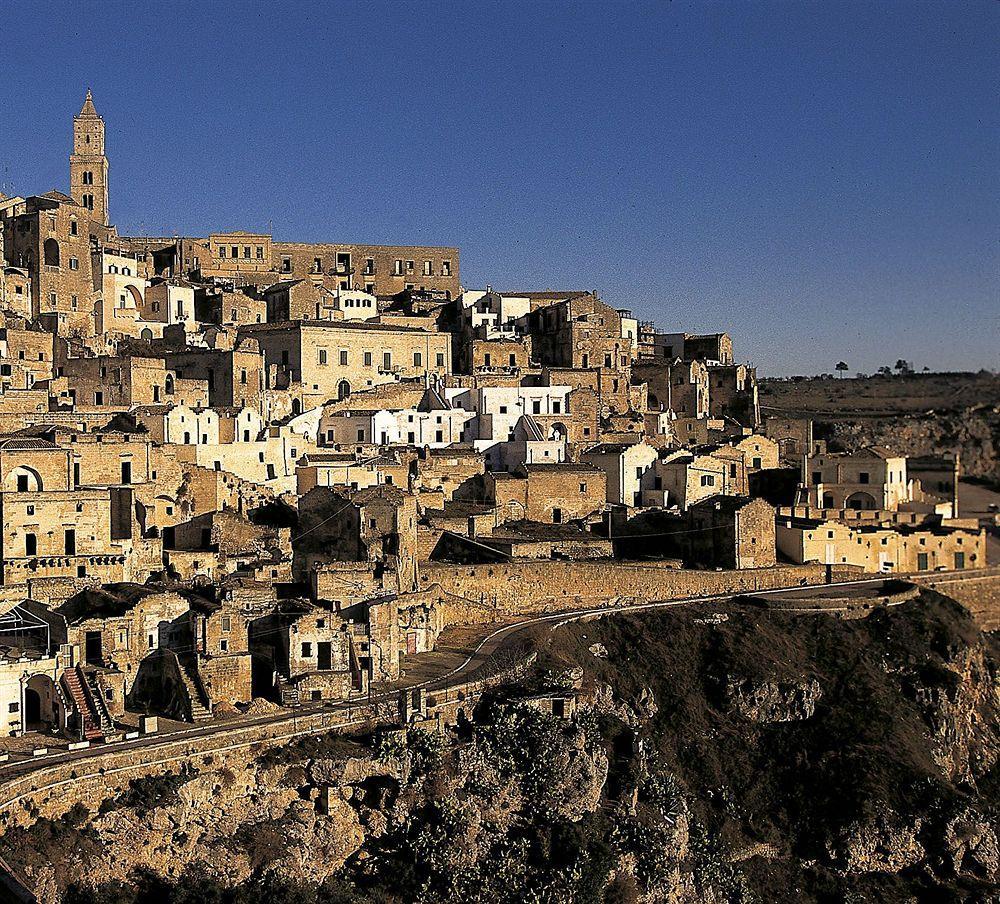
[761, 372, 1000, 484]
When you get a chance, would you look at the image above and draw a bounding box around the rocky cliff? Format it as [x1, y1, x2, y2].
[760, 372, 1000, 484]
[3, 588, 997, 903]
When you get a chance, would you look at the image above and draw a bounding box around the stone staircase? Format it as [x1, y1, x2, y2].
[60, 667, 103, 741]
[177, 659, 212, 722]
[82, 670, 115, 735]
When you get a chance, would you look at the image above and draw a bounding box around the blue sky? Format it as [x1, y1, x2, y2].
[1, 1, 997, 375]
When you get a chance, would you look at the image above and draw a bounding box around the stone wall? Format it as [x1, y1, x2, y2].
[420, 560, 848, 616]
[916, 568, 1000, 631]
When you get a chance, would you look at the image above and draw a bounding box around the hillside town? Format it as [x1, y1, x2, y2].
[0, 93, 988, 747]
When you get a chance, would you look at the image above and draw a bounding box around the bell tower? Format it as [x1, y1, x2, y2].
[69, 90, 109, 227]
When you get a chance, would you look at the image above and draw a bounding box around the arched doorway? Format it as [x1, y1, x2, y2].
[549, 422, 567, 441]
[291, 398, 302, 416]
[6, 465, 43, 492]
[846, 492, 877, 511]
[337, 380, 351, 401]
[140, 327, 153, 341]
[23, 673, 59, 733]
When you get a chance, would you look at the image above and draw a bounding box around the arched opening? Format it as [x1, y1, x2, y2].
[291, 398, 302, 416]
[822, 492, 835, 508]
[549, 422, 567, 441]
[846, 492, 877, 511]
[648, 393, 660, 410]
[7, 465, 43, 492]
[124, 284, 143, 308]
[337, 380, 351, 401]
[165, 374, 175, 395]
[140, 327, 153, 341]
[43, 238, 60, 267]
[23, 673, 59, 733]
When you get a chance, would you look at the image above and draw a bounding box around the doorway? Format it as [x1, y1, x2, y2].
[85, 630, 102, 664]
[317, 641, 332, 671]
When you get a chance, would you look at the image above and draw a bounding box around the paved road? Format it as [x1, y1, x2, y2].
[0, 572, 978, 798]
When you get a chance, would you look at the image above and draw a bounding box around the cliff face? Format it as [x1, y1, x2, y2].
[4, 589, 998, 903]
[827, 407, 1000, 485]
[760, 372, 1000, 484]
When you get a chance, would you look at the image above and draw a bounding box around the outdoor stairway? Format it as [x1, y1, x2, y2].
[60, 668, 103, 741]
[82, 670, 115, 735]
[177, 659, 212, 722]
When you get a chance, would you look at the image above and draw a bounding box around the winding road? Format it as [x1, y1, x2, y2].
[0, 572, 960, 803]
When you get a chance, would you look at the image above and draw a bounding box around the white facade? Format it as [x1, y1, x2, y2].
[446, 385, 572, 442]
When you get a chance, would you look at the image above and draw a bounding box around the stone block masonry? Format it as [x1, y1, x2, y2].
[420, 561, 858, 618]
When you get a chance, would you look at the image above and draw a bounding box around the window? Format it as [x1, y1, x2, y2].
[413, 352, 422, 367]
[811, 471, 822, 484]
[219, 245, 228, 257]
[25, 533, 37, 556]
[70, 220, 78, 236]
[318, 348, 328, 366]
[364, 352, 373, 366]
[69, 257, 79, 270]
[954, 552, 965, 569]
[406, 260, 414, 272]
[26, 504, 34, 515]
[230, 246, 238, 259]
[64, 529, 76, 555]
[442, 260, 451, 276]
[383, 352, 392, 370]
[314, 257, 323, 273]
[364, 258, 375, 275]
[243, 246, 251, 259]
[256, 246, 264, 259]
[580, 482, 587, 493]
[301, 642, 312, 658]
[436, 353, 445, 367]
[700, 475, 715, 487]
[752, 457, 762, 469]
[393, 259, 403, 276]
[340, 350, 348, 365]
[220, 639, 228, 652]
[357, 429, 365, 441]
[95, 391, 104, 405]
[423, 260, 433, 276]
[917, 553, 928, 571]
[859, 472, 870, 484]
[281, 256, 292, 273]
[16, 474, 28, 492]
[221, 616, 231, 632]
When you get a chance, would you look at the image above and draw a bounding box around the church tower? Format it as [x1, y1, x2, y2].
[69, 90, 109, 226]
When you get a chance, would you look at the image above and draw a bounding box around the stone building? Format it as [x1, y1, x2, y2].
[486, 462, 607, 525]
[776, 511, 985, 573]
[801, 446, 912, 511]
[684, 496, 776, 570]
[241, 320, 451, 410]
[581, 440, 659, 507]
[294, 484, 419, 592]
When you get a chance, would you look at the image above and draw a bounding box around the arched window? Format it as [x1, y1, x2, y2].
[337, 380, 351, 401]
[43, 239, 60, 267]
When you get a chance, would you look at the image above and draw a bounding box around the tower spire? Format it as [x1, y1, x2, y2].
[79, 89, 97, 117]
